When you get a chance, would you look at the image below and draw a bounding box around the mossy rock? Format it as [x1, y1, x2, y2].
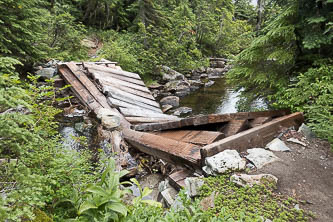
[33, 209, 53, 222]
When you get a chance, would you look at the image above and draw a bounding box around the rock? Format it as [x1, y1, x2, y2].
[287, 138, 306, 147]
[205, 80, 215, 87]
[45, 59, 60, 67]
[36, 67, 56, 79]
[160, 66, 185, 82]
[161, 187, 178, 207]
[81, 39, 96, 48]
[160, 96, 180, 108]
[162, 104, 173, 113]
[164, 80, 191, 97]
[200, 74, 208, 79]
[298, 123, 315, 140]
[148, 83, 164, 90]
[230, 174, 278, 187]
[245, 148, 280, 169]
[184, 177, 204, 197]
[266, 138, 291, 152]
[173, 107, 192, 116]
[294, 204, 300, 210]
[64, 108, 86, 118]
[200, 191, 215, 210]
[158, 180, 169, 192]
[96, 108, 121, 130]
[203, 149, 246, 175]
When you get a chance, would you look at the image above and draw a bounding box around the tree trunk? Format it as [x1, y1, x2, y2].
[256, 0, 264, 31]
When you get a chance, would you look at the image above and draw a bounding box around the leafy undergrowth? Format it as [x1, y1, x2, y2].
[199, 175, 313, 222]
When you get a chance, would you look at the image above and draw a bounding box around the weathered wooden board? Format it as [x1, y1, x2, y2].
[153, 130, 224, 146]
[200, 112, 304, 159]
[91, 69, 146, 86]
[95, 76, 151, 94]
[84, 63, 141, 80]
[134, 110, 290, 132]
[108, 97, 163, 113]
[249, 117, 272, 128]
[123, 128, 201, 167]
[125, 117, 179, 124]
[58, 63, 131, 129]
[101, 80, 155, 101]
[104, 85, 160, 108]
[58, 65, 102, 112]
[66, 62, 111, 109]
[168, 169, 193, 190]
[120, 107, 179, 119]
[223, 120, 248, 137]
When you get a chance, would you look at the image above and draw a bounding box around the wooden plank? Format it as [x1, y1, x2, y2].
[200, 112, 304, 159]
[91, 69, 146, 86]
[120, 107, 179, 119]
[66, 62, 111, 109]
[58, 66, 102, 112]
[169, 169, 193, 190]
[249, 117, 272, 128]
[134, 110, 290, 132]
[123, 128, 201, 167]
[96, 76, 151, 94]
[153, 130, 224, 146]
[58, 63, 131, 129]
[101, 82, 155, 101]
[223, 120, 248, 137]
[108, 97, 163, 113]
[125, 117, 178, 124]
[104, 85, 160, 108]
[84, 63, 141, 80]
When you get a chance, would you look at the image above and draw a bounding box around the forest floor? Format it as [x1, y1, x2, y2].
[255, 131, 333, 221]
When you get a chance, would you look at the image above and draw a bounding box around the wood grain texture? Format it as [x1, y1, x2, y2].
[134, 110, 290, 132]
[123, 128, 201, 167]
[200, 112, 304, 159]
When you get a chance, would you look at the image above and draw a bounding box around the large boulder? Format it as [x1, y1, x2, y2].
[160, 96, 180, 108]
[36, 67, 56, 79]
[245, 148, 279, 169]
[203, 149, 246, 175]
[185, 177, 204, 197]
[173, 107, 192, 116]
[164, 80, 191, 97]
[96, 108, 121, 130]
[160, 66, 185, 83]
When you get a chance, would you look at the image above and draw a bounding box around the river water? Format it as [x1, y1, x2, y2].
[179, 77, 267, 115]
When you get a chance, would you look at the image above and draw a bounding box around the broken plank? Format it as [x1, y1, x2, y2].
[66, 62, 111, 109]
[58, 66, 102, 112]
[223, 120, 248, 137]
[120, 107, 179, 119]
[200, 112, 304, 159]
[125, 117, 179, 124]
[153, 130, 224, 146]
[249, 117, 272, 128]
[93, 73, 151, 93]
[84, 63, 141, 80]
[101, 82, 155, 101]
[104, 85, 160, 108]
[169, 169, 193, 190]
[91, 69, 146, 86]
[134, 110, 290, 132]
[108, 97, 162, 113]
[123, 128, 201, 167]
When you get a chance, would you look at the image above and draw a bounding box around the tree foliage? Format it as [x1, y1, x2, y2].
[228, 0, 333, 145]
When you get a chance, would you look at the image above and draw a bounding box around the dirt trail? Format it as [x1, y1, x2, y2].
[255, 131, 333, 221]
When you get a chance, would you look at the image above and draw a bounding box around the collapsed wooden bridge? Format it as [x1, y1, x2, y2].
[58, 61, 303, 187]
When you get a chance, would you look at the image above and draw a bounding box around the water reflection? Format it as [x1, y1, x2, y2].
[180, 77, 266, 115]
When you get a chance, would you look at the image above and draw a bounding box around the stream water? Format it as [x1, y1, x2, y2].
[180, 77, 267, 115]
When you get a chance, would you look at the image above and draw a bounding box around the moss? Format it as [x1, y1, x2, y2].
[33, 209, 53, 222]
[198, 174, 313, 221]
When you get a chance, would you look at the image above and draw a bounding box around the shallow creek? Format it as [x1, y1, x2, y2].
[180, 77, 267, 115]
